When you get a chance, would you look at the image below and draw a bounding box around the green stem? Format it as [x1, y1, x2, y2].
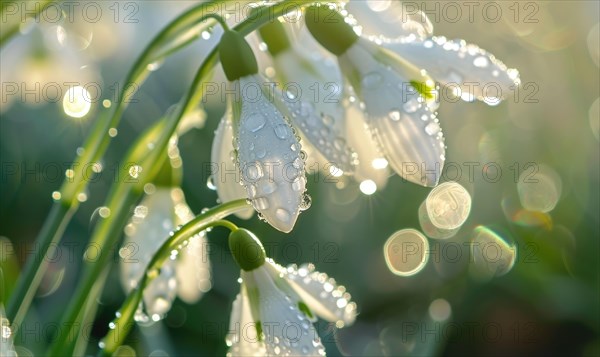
[72, 267, 110, 356]
[7, 202, 75, 331]
[0, 0, 55, 47]
[204, 13, 230, 31]
[47, 120, 166, 356]
[7, 108, 111, 330]
[99, 207, 246, 356]
[5, 0, 229, 331]
[45, 0, 334, 354]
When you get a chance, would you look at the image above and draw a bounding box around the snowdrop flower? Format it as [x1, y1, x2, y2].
[119, 187, 211, 321]
[226, 229, 357, 356]
[343, 87, 390, 191]
[210, 105, 255, 220]
[382, 36, 521, 104]
[305, 5, 519, 187]
[346, 0, 433, 41]
[257, 19, 357, 175]
[218, 29, 308, 233]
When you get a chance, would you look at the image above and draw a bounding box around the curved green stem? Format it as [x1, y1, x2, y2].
[99, 206, 246, 356]
[5, 0, 229, 330]
[204, 13, 230, 31]
[46, 120, 166, 356]
[43, 0, 334, 355]
[7, 108, 111, 331]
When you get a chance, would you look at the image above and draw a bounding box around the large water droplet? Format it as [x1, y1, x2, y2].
[247, 184, 257, 198]
[425, 122, 441, 136]
[299, 194, 312, 211]
[274, 124, 290, 139]
[244, 113, 266, 132]
[388, 109, 401, 121]
[292, 177, 306, 192]
[361, 71, 384, 89]
[253, 197, 269, 210]
[275, 208, 291, 222]
[298, 102, 313, 118]
[246, 162, 264, 180]
[322, 114, 334, 127]
[206, 176, 217, 190]
[256, 146, 267, 159]
[259, 181, 277, 195]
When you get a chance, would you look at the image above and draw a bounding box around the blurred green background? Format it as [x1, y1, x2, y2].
[1, 1, 598, 356]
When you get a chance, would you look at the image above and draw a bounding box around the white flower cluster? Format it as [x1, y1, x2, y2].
[210, 2, 520, 233]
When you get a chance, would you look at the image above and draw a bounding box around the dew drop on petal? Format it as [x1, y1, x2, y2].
[244, 113, 267, 132]
[425, 122, 441, 136]
[473, 56, 489, 68]
[361, 71, 384, 89]
[252, 197, 270, 210]
[402, 98, 420, 113]
[246, 162, 264, 181]
[206, 176, 217, 190]
[292, 176, 306, 192]
[299, 194, 312, 211]
[275, 208, 291, 222]
[388, 109, 401, 121]
[274, 124, 290, 139]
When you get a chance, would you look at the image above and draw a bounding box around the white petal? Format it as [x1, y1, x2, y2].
[176, 233, 211, 304]
[169, 189, 212, 302]
[227, 286, 266, 357]
[211, 114, 254, 219]
[343, 90, 389, 189]
[346, 0, 433, 41]
[236, 75, 307, 233]
[243, 267, 326, 356]
[274, 48, 356, 174]
[142, 261, 177, 317]
[269, 262, 357, 327]
[120, 189, 174, 291]
[119, 188, 178, 317]
[1, 305, 17, 357]
[339, 39, 445, 187]
[384, 36, 521, 104]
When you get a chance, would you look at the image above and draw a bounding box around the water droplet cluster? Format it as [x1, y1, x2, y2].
[235, 76, 309, 232]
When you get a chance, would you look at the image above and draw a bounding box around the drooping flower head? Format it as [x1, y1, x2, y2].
[218, 29, 309, 233]
[119, 159, 211, 322]
[257, 18, 357, 175]
[226, 228, 357, 356]
[304, 5, 520, 187]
